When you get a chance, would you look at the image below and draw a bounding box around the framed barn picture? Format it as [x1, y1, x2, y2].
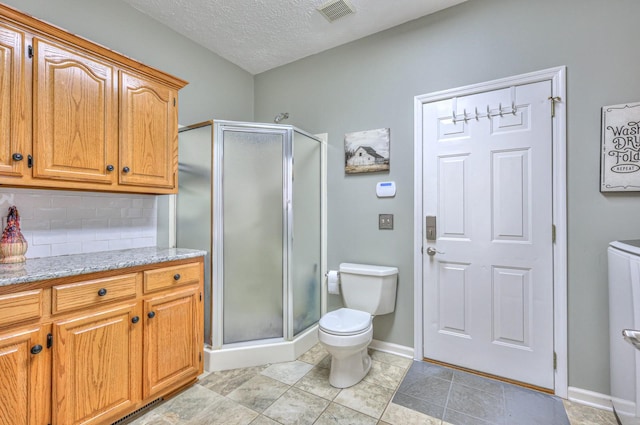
[601, 102, 640, 192]
[344, 128, 390, 174]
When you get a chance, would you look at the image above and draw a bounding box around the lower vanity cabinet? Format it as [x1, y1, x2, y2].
[53, 301, 142, 425]
[0, 256, 204, 425]
[144, 285, 202, 398]
[0, 324, 51, 425]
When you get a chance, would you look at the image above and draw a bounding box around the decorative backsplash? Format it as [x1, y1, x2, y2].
[0, 188, 157, 259]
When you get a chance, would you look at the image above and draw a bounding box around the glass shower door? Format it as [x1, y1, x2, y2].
[222, 128, 285, 344]
[291, 130, 322, 336]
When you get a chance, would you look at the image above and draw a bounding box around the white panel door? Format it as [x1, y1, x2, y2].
[422, 81, 554, 389]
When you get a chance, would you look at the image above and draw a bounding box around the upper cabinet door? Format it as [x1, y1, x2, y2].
[0, 23, 29, 178]
[119, 71, 177, 190]
[32, 38, 117, 184]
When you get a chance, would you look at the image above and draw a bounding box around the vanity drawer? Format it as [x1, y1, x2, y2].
[144, 262, 201, 293]
[52, 274, 138, 314]
[0, 289, 42, 327]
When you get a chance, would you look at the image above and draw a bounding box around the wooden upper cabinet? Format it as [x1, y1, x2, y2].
[0, 3, 187, 193]
[32, 38, 118, 185]
[0, 22, 29, 178]
[119, 71, 177, 189]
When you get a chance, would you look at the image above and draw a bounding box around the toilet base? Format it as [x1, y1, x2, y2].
[328, 347, 372, 388]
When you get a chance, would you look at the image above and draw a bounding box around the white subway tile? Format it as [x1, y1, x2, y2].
[51, 242, 83, 257]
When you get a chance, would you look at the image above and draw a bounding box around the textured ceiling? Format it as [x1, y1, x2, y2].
[120, 0, 467, 75]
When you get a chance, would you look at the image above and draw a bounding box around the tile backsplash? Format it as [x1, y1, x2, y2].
[0, 188, 157, 259]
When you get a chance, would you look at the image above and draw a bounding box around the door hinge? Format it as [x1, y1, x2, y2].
[549, 96, 561, 117]
[199, 352, 202, 362]
[28, 45, 33, 59]
[199, 292, 202, 302]
[552, 224, 556, 243]
[553, 351, 557, 370]
[27, 154, 33, 168]
[47, 333, 53, 348]
[173, 98, 176, 107]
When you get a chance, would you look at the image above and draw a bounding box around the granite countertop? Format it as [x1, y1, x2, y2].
[0, 247, 207, 287]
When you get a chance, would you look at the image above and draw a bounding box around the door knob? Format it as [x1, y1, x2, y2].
[426, 247, 444, 256]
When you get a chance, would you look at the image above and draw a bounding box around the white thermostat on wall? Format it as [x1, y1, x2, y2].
[376, 181, 396, 198]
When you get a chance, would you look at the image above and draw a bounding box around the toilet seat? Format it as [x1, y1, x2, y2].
[319, 308, 372, 336]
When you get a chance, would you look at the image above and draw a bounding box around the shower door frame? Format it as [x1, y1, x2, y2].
[211, 120, 324, 350]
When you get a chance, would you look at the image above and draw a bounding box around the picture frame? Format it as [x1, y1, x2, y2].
[344, 128, 390, 174]
[601, 102, 640, 192]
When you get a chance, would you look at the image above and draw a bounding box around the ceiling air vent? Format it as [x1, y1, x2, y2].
[317, 0, 356, 23]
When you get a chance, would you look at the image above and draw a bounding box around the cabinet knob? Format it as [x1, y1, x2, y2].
[106, 164, 114, 172]
[97, 288, 107, 296]
[122, 166, 130, 173]
[174, 273, 181, 281]
[31, 344, 43, 355]
[148, 311, 156, 319]
[131, 316, 140, 324]
[12, 153, 23, 161]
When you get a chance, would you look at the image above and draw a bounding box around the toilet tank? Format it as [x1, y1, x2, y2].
[339, 263, 398, 315]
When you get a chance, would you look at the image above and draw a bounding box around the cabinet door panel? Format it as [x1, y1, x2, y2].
[144, 286, 200, 398]
[0, 326, 50, 425]
[33, 39, 117, 184]
[120, 71, 177, 190]
[0, 23, 28, 178]
[54, 303, 141, 425]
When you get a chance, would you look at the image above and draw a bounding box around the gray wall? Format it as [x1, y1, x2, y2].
[254, 0, 640, 395]
[3, 0, 254, 124]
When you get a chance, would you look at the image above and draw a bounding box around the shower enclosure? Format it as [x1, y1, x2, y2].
[176, 120, 324, 370]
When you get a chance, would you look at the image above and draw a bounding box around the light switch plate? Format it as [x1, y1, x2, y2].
[379, 214, 393, 230]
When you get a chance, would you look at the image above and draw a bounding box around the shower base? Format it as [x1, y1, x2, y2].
[203, 324, 319, 372]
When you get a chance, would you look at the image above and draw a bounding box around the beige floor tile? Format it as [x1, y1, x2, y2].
[314, 402, 378, 425]
[190, 396, 259, 425]
[298, 343, 330, 365]
[261, 360, 314, 385]
[250, 415, 281, 425]
[262, 387, 330, 425]
[199, 365, 268, 396]
[227, 374, 290, 412]
[369, 350, 413, 370]
[294, 365, 342, 400]
[380, 403, 442, 425]
[147, 384, 224, 423]
[562, 399, 618, 425]
[362, 359, 407, 390]
[333, 379, 395, 419]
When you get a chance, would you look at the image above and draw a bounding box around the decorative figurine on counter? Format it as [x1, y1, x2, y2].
[0, 206, 28, 263]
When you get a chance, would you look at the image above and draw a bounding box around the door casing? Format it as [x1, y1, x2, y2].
[413, 66, 567, 397]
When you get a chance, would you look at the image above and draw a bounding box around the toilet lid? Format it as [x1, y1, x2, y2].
[319, 308, 372, 336]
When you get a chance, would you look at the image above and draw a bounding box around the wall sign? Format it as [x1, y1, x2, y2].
[601, 102, 640, 192]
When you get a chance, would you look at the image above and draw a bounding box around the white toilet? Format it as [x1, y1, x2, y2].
[318, 263, 398, 388]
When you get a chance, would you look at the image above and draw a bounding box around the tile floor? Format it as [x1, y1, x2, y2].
[128, 344, 618, 425]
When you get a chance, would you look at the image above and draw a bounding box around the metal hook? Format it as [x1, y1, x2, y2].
[475, 107, 479, 121]
[463, 108, 468, 123]
[487, 105, 491, 119]
[512, 101, 517, 115]
[452, 110, 457, 123]
[499, 102, 504, 117]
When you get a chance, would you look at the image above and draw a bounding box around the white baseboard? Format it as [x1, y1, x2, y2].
[369, 339, 414, 359]
[567, 386, 613, 411]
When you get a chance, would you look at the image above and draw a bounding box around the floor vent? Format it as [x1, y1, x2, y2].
[111, 397, 163, 424]
[317, 0, 356, 23]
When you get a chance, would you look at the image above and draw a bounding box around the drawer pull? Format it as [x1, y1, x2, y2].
[131, 316, 140, 324]
[12, 153, 23, 161]
[97, 288, 108, 297]
[174, 274, 181, 281]
[31, 344, 43, 355]
[147, 311, 155, 319]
